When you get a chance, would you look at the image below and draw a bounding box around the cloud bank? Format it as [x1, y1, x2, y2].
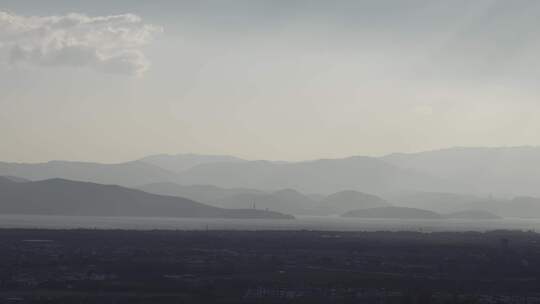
[0, 11, 163, 76]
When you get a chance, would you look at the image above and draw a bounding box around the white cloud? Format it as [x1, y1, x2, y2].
[0, 11, 163, 76]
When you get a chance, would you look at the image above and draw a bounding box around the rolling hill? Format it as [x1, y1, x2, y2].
[444, 210, 501, 220]
[5, 146, 540, 202]
[139, 183, 391, 216]
[342, 206, 442, 219]
[468, 197, 540, 218]
[216, 189, 322, 215]
[384, 191, 483, 213]
[137, 182, 265, 206]
[176, 156, 462, 195]
[319, 190, 390, 215]
[0, 177, 293, 219]
[383, 146, 540, 196]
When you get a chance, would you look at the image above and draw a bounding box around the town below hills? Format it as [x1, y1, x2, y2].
[2, 146, 540, 219]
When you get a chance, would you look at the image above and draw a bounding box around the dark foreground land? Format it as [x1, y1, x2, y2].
[1, 229, 540, 303]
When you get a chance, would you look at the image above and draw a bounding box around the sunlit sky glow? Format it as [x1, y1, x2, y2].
[2, 0, 540, 163]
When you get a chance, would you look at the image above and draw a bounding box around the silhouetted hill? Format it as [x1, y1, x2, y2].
[0, 178, 293, 219]
[7, 146, 540, 200]
[342, 206, 442, 219]
[385, 191, 482, 213]
[216, 189, 322, 215]
[0, 176, 29, 183]
[469, 196, 540, 218]
[306, 193, 325, 202]
[444, 210, 502, 220]
[176, 157, 460, 194]
[139, 153, 245, 173]
[0, 161, 177, 187]
[383, 146, 540, 196]
[320, 190, 390, 215]
[139, 183, 396, 216]
[139, 183, 352, 215]
[137, 182, 264, 206]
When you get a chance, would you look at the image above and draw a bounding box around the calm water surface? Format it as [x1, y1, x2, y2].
[1, 214, 540, 232]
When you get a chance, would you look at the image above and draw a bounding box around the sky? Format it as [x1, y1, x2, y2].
[1, 0, 540, 163]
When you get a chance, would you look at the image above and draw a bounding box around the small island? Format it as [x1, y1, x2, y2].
[342, 206, 442, 219]
[444, 209, 502, 220]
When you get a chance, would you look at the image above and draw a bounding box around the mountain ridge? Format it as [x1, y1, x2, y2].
[0, 178, 293, 219]
[4, 146, 540, 197]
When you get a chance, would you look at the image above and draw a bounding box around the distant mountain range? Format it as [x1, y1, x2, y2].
[3, 147, 540, 216]
[172, 146, 540, 196]
[342, 206, 501, 220]
[320, 190, 390, 214]
[468, 197, 540, 219]
[0, 160, 176, 187]
[343, 206, 443, 219]
[138, 183, 389, 215]
[0, 177, 293, 219]
[384, 191, 483, 213]
[140, 153, 246, 174]
[383, 146, 540, 196]
[174, 156, 462, 194]
[137, 182, 264, 206]
[445, 210, 502, 220]
[1, 175, 30, 183]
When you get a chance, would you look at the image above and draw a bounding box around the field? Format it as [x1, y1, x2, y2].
[0, 229, 539, 303]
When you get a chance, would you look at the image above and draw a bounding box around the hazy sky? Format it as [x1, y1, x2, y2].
[2, 0, 540, 163]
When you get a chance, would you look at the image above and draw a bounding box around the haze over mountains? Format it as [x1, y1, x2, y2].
[2, 147, 540, 196]
[384, 191, 483, 213]
[137, 182, 265, 207]
[3, 147, 540, 219]
[140, 154, 245, 174]
[343, 207, 443, 219]
[138, 183, 390, 216]
[383, 146, 540, 196]
[0, 161, 177, 187]
[342, 206, 501, 220]
[320, 191, 391, 215]
[173, 156, 463, 195]
[0, 177, 292, 219]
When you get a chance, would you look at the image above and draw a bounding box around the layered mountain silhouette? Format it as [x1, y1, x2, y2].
[138, 183, 390, 215]
[319, 190, 390, 214]
[0, 161, 177, 187]
[215, 189, 321, 215]
[342, 206, 442, 219]
[342, 206, 501, 220]
[139, 153, 245, 174]
[444, 210, 501, 220]
[0, 175, 30, 183]
[4, 146, 540, 203]
[175, 157, 462, 194]
[383, 146, 540, 196]
[468, 197, 540, 218]
[137, 182, 264, 206]
[139, 183, 323, 215]
[384, 191, 483, 213]
[0, 177, 293, 219]
[384, 192, 540, 218]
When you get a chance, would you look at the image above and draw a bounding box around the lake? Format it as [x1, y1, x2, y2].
[1, 214, 540, 232]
